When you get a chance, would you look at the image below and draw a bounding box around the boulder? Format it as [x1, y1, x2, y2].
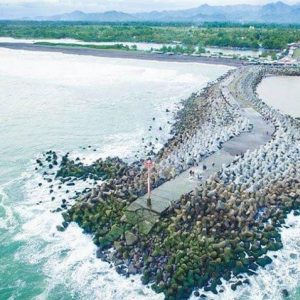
[256, 256, 272, 268]
[282, 289, 289, 298]
[56, 225, 65, 232]
[125, 231, 138, 246]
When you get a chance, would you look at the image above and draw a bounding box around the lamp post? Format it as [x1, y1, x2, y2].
[144, 158, 154, 207]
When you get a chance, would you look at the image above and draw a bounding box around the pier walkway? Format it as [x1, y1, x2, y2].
[125, 76, 274, 233]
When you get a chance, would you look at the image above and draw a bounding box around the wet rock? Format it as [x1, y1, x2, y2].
[113, 241, 122, 251]
[125, 231, 138, 246]
[96, 248, 105, 259]
[231, 280, 242, 291]
[62, 221, 69, 228]
[282, 289, 289, 298]
[128, 264, 138, 275]
[256, 256, 272, 268]
[193, 291, 200, 297]
[56, 225, 65, 232]
[116, 265, 127, 276]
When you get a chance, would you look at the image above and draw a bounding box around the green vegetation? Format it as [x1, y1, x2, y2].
[293, 48, 300, 60]
[34, 41, 137, 51]
[158, 44, 205, 54]
[260, 50, 278, 60]
[1, 21, 300, 50]
[56, 154, 129, 181]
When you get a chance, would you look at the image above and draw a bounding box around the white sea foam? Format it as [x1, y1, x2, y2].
[0, 181, 21, 232]
[11, 162, 163, 300]
[0, 47, 233, 299]
[0, 188, 13, 231]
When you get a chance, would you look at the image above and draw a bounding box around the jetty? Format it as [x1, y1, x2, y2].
[125, 69, 274, 234]
[61, 65, 300, 299]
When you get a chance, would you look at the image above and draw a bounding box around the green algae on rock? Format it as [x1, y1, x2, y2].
[56, 154, 129, 181]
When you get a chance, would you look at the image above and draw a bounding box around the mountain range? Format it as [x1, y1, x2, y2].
[33, 2, 300, 24]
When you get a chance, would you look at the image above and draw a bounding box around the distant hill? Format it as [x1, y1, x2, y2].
[34, 2, 300, 24]
[40, 10, 138, 22]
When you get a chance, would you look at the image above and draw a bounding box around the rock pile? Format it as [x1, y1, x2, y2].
[60, 65, 300, 299]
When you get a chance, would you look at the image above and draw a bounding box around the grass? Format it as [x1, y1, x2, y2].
[2, 21, 300, 50]
[34, 42, 137, 51]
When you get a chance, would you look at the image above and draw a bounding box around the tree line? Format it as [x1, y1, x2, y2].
[0, 21, 299, 50]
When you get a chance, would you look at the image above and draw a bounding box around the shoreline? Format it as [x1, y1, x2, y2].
[0, 42, 246, 67]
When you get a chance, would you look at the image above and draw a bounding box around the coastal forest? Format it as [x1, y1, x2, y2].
[1, 21, 300, 50]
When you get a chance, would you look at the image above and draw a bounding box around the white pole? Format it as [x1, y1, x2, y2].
[147, 161, 152, 207]
[148, 166, 151, 200]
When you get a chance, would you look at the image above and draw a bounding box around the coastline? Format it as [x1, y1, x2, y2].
[0, 42, 246, 67]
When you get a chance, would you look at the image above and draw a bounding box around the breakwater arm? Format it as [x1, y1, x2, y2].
[58, 65, 300, 299]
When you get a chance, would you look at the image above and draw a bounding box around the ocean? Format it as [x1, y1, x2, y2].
[0, 47, 230, 300]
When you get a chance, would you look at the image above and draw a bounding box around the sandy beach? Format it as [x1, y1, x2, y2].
[0, 42, 245, 67]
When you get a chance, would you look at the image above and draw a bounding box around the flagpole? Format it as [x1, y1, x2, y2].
[145, 158, 153, 207]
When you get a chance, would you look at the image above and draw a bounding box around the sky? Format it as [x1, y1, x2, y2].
[0, 0, 299, 18]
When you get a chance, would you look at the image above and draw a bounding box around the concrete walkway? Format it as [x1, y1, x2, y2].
[126, 71, 274, 232]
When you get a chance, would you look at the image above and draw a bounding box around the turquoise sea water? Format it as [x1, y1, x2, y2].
[0, 48, 231, 300]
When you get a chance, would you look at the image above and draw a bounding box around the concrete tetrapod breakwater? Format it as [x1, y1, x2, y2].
[125, 71, 274, 234]
[44, 65, 299, 300]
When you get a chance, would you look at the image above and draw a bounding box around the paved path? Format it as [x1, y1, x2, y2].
[126, 70, 274, 231]
[128, 108, 273, 215]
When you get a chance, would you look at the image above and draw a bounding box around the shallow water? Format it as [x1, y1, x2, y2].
[205, 46, 264, 58]
[0, 37, 264, 57]
[0, 47, 231, 299]
[0, 37, 174, 51]
[257, 76, 300, 118]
